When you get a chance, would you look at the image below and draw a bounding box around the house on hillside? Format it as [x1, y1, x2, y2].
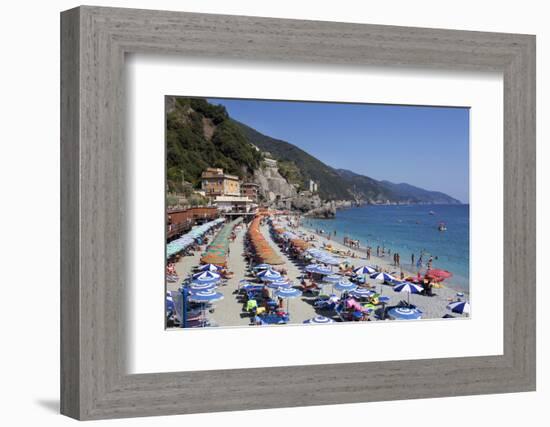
[201, 168, 240, 198]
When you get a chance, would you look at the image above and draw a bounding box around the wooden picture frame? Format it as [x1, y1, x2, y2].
[60, 6, 536, 420]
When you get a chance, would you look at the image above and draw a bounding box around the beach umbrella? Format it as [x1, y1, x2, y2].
[305, 264, 321, 273]
[387, 306, 423, 320]
[198, 263, 222, 272]
[350, 288, 376, 299]
[425, 269, 453, 281]
[257, 269, 283, 282]
[188, 289, 224, 303]
[274, 287, 303, 315]
[266, 278, 292, 290]
[192, 270, 221, 285]
[354, 265, 377, 275]
[253, 263, 271, 271]
[447, 301, 471, 315]
[303, 315, 335, 325]
[323, 274, 344, 283]
[370, 272, 397, 283]
[188, 282, 217, 292]
[188, 289, 224, 325]
[312, 265, 333, 275]
[334, 280, 358, 293]
[393, 281, 423, 305]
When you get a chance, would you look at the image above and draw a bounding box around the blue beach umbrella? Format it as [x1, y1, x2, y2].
[192, 270, 221, 285]
[310, 265, 333, 276]
[187, 289, 224, 326]
[188, 282, 217, 292]
[447, 301, 471, 315]
[266, 278, 292, 290]
[378, 296, 391, 304]
[387, 306, 423, 320]
[198, 263, 222, 272]
[253, 263, 272, 271]
[274, 287, 303, 315]
[257, 269, 283, 282]
[323, 274, 344, 284]
[303, 315, 335, 324]
[188, 289, 224, 303]
[305, 264, 321, 273]
[274, 288, 302, 299]
[354, 265, 377, 275]
[393, 281, 423, 305]
[370, 272, 397, 283]
[334, 280, 358, 293]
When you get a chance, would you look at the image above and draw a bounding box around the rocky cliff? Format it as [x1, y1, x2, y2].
[253, 164, 297, 204]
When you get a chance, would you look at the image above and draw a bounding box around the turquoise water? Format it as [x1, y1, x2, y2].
[304, 204, 470, 291]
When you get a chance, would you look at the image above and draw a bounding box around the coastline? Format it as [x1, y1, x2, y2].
[297, 221, 469, 298]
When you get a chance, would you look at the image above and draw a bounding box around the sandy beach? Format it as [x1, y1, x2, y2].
[167, 213, 469, 329]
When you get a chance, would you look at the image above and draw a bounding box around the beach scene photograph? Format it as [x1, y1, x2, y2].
[165, 96, 470, 328]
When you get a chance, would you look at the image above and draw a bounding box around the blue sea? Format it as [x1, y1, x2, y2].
[303, 204, 470, 291]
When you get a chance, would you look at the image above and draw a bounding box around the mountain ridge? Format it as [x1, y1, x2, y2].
[166, 97, 462, 205]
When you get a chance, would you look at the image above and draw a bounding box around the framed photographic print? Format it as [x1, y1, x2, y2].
[61, 6, 536, 420]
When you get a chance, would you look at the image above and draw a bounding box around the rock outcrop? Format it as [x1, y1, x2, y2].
[253, 164, 297, 203]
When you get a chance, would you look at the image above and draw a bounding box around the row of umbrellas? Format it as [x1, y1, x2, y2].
[166, 218, 225, 259]
[200, 217, 243, 266]
[248, 216, 284, 265]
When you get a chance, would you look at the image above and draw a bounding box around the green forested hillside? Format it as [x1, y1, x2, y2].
[166, 97, 262, 192]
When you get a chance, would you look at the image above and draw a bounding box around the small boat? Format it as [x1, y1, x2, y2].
[438, 222, 447, 231]
[429, 210, 435, 215]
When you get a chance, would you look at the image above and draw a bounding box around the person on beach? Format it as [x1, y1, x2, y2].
[411, 253, 415, 266]
[377, 246, 380, 257]
[396, 253, 400, 267]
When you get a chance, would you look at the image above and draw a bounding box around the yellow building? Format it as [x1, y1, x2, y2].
[201, 168, 241, 197]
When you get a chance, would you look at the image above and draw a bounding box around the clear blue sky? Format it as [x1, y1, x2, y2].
[208, 98, 470, 203]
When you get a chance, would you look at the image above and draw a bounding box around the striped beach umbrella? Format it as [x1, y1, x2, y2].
[305, 264, 321, 273]
[274, 288, 303, 299]
[274, 287, 303, 316]
[323, 274, 344, 283]
[350, 288, 376, 299]
[192, 270, 221, 284]
[253, 263, 272, 271]
[334, 280, 358, 293]
[370, 272, 397, 283]
[266, 278, 292, 290]
[257, 269, 283, 282]
[387, 306, 423, 320]
[354, 265, 377, 275]
[188, 289, 224, 303]
[310, 265, 333, 275]
[447, 301, 471, 315]
[303, 315, 335, 325]
[188, 282, 217, 292]
[393, 281, 423, 305]
[198, 263, 222, 272]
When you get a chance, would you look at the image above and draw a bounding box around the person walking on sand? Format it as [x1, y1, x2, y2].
[411, 253, 415, 266]
[366, 247, 371, 260]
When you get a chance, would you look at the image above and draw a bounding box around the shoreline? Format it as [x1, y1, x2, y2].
[296, 221, 469, 297]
